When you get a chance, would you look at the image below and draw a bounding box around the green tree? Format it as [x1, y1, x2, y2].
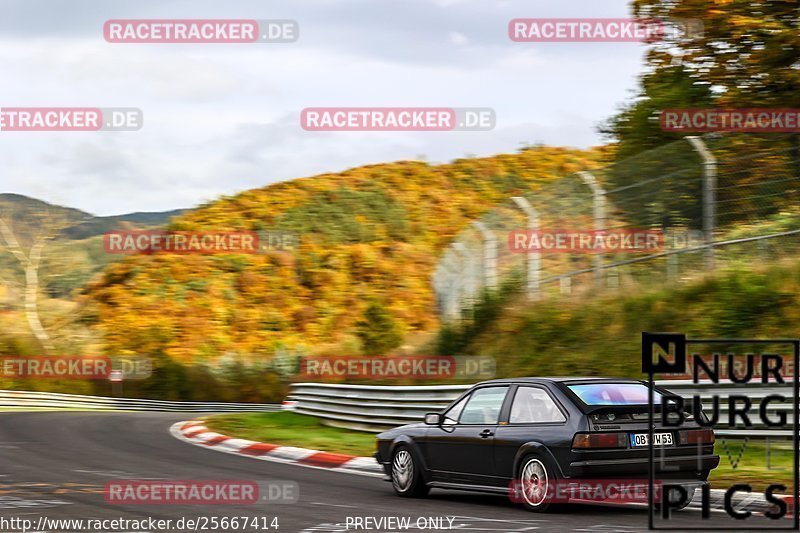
[601, 65, 713, 161]
[605, 0, 800, 156]
[356, 302, 403, 354]
[603, 0, 800, 225]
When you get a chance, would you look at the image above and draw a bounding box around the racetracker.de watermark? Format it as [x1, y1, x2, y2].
[104, 480, 298, 505]
[300, 108, 495, 131]
[299, 356, 495, 380]
[509, 478, 664, 505]
[104, 19, 298, 43]
[508, 229, 663, 254]
[103, 230, 298, 254]
[661, 108, 800, 133]
[0, 107, 142, 131]
[0, 356, 151, 380]
[509, 18, 703, 42]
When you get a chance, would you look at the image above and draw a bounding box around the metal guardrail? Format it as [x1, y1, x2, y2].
[0, 390, 281, 412]
[289, 381, 796, 437]
[289, 383, 471, 431]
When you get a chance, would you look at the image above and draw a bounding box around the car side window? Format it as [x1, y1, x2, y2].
[458, 386, 509, 425]
[509, 386, 566, 424]
[442, 396, 468, 425]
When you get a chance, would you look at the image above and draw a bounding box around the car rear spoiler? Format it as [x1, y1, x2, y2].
[581, 404, 662, 416]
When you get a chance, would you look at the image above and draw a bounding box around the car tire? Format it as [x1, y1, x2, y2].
[516, 454, 559, 512]
[676, 487, 696, 510]
[654, 486, 696, 511]
[390, 446, 429, 498]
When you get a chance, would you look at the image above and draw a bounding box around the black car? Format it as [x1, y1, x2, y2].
[375, 377, 719, 511]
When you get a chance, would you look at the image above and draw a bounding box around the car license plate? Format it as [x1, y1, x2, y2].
[630, 432, 673, 447]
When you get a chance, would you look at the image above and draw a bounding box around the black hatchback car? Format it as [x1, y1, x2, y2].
[375, 377, 719, 511]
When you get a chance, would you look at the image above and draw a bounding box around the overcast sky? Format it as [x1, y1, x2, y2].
[1, 0, 645, 216]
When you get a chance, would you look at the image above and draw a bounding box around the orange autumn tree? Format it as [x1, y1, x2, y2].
[82, 147, 603, 368]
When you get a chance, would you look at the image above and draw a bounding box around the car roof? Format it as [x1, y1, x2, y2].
[475, 376, 644, 385]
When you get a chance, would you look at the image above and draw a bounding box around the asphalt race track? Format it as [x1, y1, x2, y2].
[0, 412, 791, 532]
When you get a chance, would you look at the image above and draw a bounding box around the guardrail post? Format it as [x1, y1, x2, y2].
[687, 136, 716, 270]
[471, 221, 498, 291]
[511, 196, 541, 300]
[578, 171, 606, 287]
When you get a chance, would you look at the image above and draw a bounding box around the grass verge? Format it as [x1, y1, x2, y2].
[437, 259, 800, 379]
[710, 438, 794, 491]
[206, 414, 795, 491]
[204, 411, 377, 457]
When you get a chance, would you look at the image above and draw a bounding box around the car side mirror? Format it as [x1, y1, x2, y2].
[424, 413, 443, 425]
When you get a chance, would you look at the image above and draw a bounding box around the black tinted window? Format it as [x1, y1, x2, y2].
[443, 396, 468, 425]
[459, 386, 508, 424]
[509, 386, 566, 423]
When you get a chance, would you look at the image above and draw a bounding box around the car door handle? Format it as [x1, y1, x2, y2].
[480, 429, 494, 438]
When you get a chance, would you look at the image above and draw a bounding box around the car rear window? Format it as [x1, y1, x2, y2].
[567, 383, 661, 406]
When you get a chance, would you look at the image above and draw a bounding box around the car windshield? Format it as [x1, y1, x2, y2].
[567, 383, 661, 406]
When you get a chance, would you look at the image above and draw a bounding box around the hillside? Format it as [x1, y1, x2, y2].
[81, 147, 604, 368]
[0, 194, 185, 301]
[62, 209, 186, 240]
[0, 193, 184, 240]
[0, 195, 188, 370]
[436, 258, 800, 379]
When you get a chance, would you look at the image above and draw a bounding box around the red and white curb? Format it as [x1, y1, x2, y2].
[171, 421, 792, 517]
[170, 421, 383, 478]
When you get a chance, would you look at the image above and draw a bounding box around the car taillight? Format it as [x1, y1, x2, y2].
[572, 432, 627, 449]
[679, 428, 715, 445]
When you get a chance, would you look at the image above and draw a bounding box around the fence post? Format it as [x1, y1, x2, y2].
[452, 242, 477, 305]
[578, 171, 606, 286]
[511, 196, 540, 300]
[432, 263, 450, 319]
[687, 136, 717, 270]
[560, 276, 572, 295]
[667, 253, 679, 281]
[435, 249, 462, 320]
[471, 221, 498, 291]
[607, 268, 620, 289]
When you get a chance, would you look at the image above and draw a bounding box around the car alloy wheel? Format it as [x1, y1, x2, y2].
[392, 449, 414, 493]
[520, 457, 549, 508]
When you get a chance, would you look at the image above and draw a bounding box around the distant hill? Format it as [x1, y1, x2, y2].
[62, 209, 186, 239]
[82, 147, 605, 364]
[0, 193, 185, 240]
[0, 193, 89, 241]
[0, 194, 186, 300]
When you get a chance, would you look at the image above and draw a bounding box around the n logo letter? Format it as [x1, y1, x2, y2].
[642, 332, 687, 374]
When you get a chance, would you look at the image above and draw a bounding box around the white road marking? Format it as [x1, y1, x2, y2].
[310, 501, 359, 508]
[0, 495, 72, 509]
[72, 469, 165, 480]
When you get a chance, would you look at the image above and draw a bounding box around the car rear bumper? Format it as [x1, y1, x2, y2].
[568, 454, 719, 478]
